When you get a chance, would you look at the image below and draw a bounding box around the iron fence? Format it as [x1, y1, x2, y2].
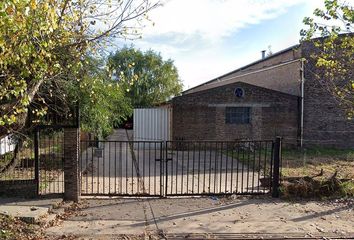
[37, 127, 64, 195]
[165, 140, 274, 196]
[80, 140, 164, 196]
[80, 139, 276, 197]
[0, 135, 35, 181]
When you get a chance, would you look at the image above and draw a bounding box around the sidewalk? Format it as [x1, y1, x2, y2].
[45, 196, 354, 239]
[0, 197, 62, 223]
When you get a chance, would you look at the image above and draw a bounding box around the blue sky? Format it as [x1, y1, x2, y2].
[119, 0, 323, 90]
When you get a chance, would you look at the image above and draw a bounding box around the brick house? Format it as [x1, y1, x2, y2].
[172, 40, 354, 148]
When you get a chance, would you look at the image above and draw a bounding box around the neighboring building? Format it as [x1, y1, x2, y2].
[172, 39, 354, 148]
[0, 135, 15, 155]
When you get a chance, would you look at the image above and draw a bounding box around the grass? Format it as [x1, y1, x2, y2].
[339, 181, 354, 196]
[281, 147, 354, 179]
[279, 147, 354, 199]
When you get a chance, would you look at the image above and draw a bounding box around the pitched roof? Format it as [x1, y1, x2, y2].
[183, 44, 300, 95]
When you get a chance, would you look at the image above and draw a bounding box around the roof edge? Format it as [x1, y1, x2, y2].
[183, 43, 300, 95]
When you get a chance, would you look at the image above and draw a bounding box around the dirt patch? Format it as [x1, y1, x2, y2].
[0, 214, 57, 240]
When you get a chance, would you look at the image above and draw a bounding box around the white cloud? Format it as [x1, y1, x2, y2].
[143, 0, 310, 43]
[119, 0, 325, 89]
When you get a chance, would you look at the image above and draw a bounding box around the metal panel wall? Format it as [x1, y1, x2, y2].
[133, 108, 171, 142]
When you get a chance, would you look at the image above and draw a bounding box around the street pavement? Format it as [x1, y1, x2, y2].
[45, 196, 354, 239]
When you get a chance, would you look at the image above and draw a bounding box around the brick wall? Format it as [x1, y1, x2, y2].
[185, 48, 302, 96]
[175, 38, 353, 148]
[173, 82, 299, 144]
[301, 41, 354, 148]
[63, 128, 80, 202]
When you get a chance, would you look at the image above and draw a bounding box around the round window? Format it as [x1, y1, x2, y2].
[234, 87, 245, 98]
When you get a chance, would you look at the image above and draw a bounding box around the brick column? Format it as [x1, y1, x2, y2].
[64, 128, 80, 202]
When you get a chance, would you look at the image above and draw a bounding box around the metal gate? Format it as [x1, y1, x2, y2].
[36, 126, 65, 195]
[164, 140, 274, 196]
[80, 141, 164, 196]
[80, 139, 279, 197]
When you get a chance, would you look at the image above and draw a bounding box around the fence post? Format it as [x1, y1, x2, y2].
[34, 128, 39, 195]
[159, 142, 164, 197]
[272, 137, 282, 198]
[64, 128, 80, 202]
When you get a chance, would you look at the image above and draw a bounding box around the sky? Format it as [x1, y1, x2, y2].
[119, 0, 324, 90]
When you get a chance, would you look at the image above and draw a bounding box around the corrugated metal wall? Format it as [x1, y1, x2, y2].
[133, 108, 172, 142]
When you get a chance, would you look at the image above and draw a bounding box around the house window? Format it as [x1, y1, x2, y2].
[225, 107, 251, 124]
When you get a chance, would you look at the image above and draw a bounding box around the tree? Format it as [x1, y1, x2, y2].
[67, 56, 132, 138]
[266, 45, 273, 57]
[108, 47, 183, 108]
[0, 0, 159, 139]
[301, 0, 354, 119]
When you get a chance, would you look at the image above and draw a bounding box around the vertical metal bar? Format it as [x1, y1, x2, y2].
[165, 142, 168, 197]
[154, 142, 157, 195]
[219, 142, 223, 194]
[203, 142, 206, 193]
[257, 142, 262, 193]
[130, 142, 133, 195]
[137, 142, 140, 194]
[246, 142, 251, 193]
[197, 142, 201, 194]
[97, 141, 100, 194]
[85, 141, 88, 194]
[170, 144, 173, 195]
[54, 131, 57, 193]
[114, 141, 117, 194]
[148, 142, 151, 195]
[269, 142, 274, 193]
[91, 143, 94, 194]
[122, 142, 125, 194]
[241, 145, 244, 193]
[230, 143, 234, 193]
[159, 142, 163, 197]
[79, 140, 82, 195]
[143, 142, 146, 193]
[176, 142, 179, 194]
[214, 142, 218, 193]
[108, 142, 111, 195]
[252, 142, 256, 193]
[48, 133, 51, 193]
[49, 132, 52, 194]
[186, 142, 190, 193]
[225, 142, 229, 193]
[181, 141, 184, 194]
[192, 142, 195, 194]
[263, 141, 268, 193]
[34, 129, 39, 196]
[208, 142, 212, 194]
[272, 137, 281, 198]
[236, 143, 240, 194]
[44, 132, 48, 194]
[103, 141, 105, 194]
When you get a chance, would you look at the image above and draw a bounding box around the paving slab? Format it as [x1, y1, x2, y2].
[0, 205, 49, 223]
[0, 197, 62, 223]
[0, 197, 62, 208]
